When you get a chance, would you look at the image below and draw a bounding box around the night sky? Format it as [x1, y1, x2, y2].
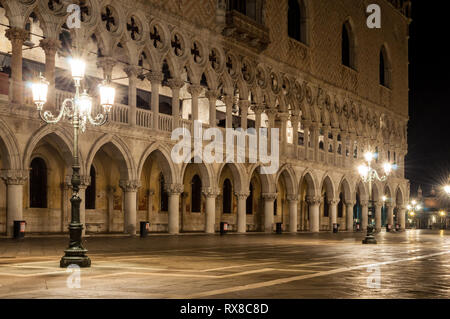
[406, 0, 450, 196]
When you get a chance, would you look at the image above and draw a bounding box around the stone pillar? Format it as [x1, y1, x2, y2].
[332, 128, 339, 163]
[203, 188, 218, 233]
[235, 192, 249, 233]
[375, 201, 383, 232]
[205, 90, 219, 127]
[147, 189, 154, 223]
[239, 100, 250, 129]
[5, 28, 29, 105]
[311, 123, 320, 162]
[1, 170, 27, 238]
[303, 121, 311, 160]
[399, 205, 406, 231]
[277, 112, 289, 155]
[291, 115, 300, 147]
[307, 196, 321, 233]
[124, 65, 140, 126]
[329, 199, 339, 227]
[147, 71, 164, 129]
[387, 203, 394, 228]
[188, 84, 202, 122]
[167, 78, 184, 128]
[287, 195, 298, 233]
[39, 38, 60, 109]
[323, 126, 330, 156]
[107, 186, 115, 233]
[346, 201, 355, 231]
[97, 56, 116, 81]
[262, 193, 277, 233]
[361, 200, 369, 231]
[120, 180, 140, 236]
[266, 108, 278, 154]
[167, 184, 183, 234]
[223, 95, 233, 128]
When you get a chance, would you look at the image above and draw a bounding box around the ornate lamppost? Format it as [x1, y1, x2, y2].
[357, 151, 395, 244]
[406, 200, 421, 229]
[31, 58, 115, 267]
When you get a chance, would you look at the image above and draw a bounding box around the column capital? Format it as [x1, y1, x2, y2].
[262, 192, 277, 201]
[202, 187, 219, 198]
[167, 78, 185, 90]
[187, 84, 203, 96]
[251, 104, 266, 115]
[290, 115, 300, 124]
[277, 112, 290, 121]
[123, 65, 141, 78]
[1, 169, 28, 185]
[234, 192, 249, 200]
[239, 99, 251, 110]
[5, 27, 29, 42]
[119, 180, 141, 192]
[306, 195, 321, 206]
[96, 56, 116, 80]
[374, 201, 384, 208]
[204, 89, 218, 101]
[222, 94, 234, 106]
[39, 38, 61, 55]
[265, 107, 278, 118]
[328, 199, 340, 206]
[165, 183, 183, 195]
[287, 194, 298, 202]
[345, 200, 356, 206]
[146, 71, 164, 84]
[360, 200, 369, 207]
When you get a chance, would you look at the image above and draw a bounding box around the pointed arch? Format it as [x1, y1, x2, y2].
[275, 164, 298, 196]
[299, 169, 318, 197]
[0, 118, 21, 170]
[342, 18, 357, 69]
[180, 159, 214, 189]
[137, 141, 178, 184]
[216, 162, 246, 193]
[380, 44, 392, 88]
[320, 174, 336, 201]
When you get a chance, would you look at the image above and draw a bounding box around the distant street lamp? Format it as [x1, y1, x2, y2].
[32, 57, 115, 268]
[357, 151, 395, 244]
[406, 200, 421, 229]
[439, 210, 447, 229]
[444, 184, 450, 196]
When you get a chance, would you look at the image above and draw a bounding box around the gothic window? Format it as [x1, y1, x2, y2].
[342, 22, 356, 69]
[319, 141, 324, 150]
[288, 0, 308, 44]
[160, 173, 168, 212]
[30, 157, 47, 208]
[85, 166, 96, 209]
[191, 175, 202, 213]
[246, 183, 254, 214]
[380, 46, 391, 88]
[222, 179, 232, 214]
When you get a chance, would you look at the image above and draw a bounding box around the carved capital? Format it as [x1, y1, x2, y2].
[277, 112, 290, 121]
[239, 100, 251, 110]
[262, 192, 277, 201]
[265, 107, 278, 118]
[5, 27, 29, 42]
[251, 104, 266, 115]
[146, 71, 164, 84]
[187, 84, 203, 96]
[346, 200, 356, 206]
[222, 94, 234, 106]
[235, 192, 249, 200]
[123, 65, 141, 78]
[328, 199, 340, 206]
[167, 78, 185, 90]
[202, 187, 219, 198]
[1, 170, 28, 185]
[165, 183, 183, 195]
[306, 195, 321, 206]
[96, 57, 116, 79]
[360, 200, 369, 207]
[119, 180, 141, 192]
[39, 38, 61, 56]
[287, 194, 298, 202]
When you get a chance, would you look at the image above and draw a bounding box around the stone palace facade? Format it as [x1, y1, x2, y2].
[0, 0, 411, 237]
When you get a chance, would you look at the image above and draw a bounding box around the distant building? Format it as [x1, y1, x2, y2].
[409, 186, 449, 229]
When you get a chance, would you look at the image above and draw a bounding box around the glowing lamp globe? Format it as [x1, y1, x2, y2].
[32, 74, 49, 110]
[70, 58, 86, 81]
[99, 83, 115, 112]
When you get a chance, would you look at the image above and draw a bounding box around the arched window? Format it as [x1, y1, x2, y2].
[85, 166, 96, 209]
[342, 22, 356, 69]
[30, 157, 47, 208]
[160, 173, 168, 212]
[246, 183, 253, 214]
[288, 0, 308, 44]
[222, 179, 232, 214]
[380, 46, 391, 88]
[338, 193, 344, 218]
[191, 174, 202, 213]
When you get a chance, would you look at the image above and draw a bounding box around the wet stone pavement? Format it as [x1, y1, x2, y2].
[0, 229, 449, 299]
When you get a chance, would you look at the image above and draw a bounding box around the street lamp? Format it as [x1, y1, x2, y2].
[357, 151, 395, 244]
[31, 57, 115, 268]
[406, 200, 421, 229]
[444, 184, 450, 196]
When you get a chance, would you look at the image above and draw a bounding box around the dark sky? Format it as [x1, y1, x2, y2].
[405, 0, 450, 196]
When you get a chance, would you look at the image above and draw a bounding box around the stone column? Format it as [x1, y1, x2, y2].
[39, 38, 60, 109]
[120, 180, 140, 236]
[167, 184, 183, 234]
[346, 201, 355, 231]
[203, 188, 218, 233]
[235, 192, 249, 233]
[398, 205, 406, 231]
[361, 200, 369, 231]
[302, 121, 311, 160]
[287, 195, 298, 233]
[107, 186, 115, 233]
[332, 128, 339, 163]
[277, 112, 289, 155]
[386, 203, 394, 228]
[97, 56, 116, 81]
[307, 196, 321, 233]
[147, 71, 164, 129]
[239, 100, 250, 129]
[329, 199, 339, 228]
[262, 193, 277, 233]
[375, 201, 383, 232]
[167, 78, 185, 128]
[124, 65, 140, 126]
[1, 170, 27, 238]
[311, 123, 320, 162]
[5, 28, 29, 105]
[188, 84, 202, 122]
[147, 189, 154, 223]
[205, 90, 219, 127]
[223, 95, 234, 128]
[323, 125, 330, 156]
[291, 115, 300, 147]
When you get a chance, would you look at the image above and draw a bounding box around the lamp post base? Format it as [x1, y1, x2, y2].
[60, 248, 91, 268]
[362, 235, 377, 244]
